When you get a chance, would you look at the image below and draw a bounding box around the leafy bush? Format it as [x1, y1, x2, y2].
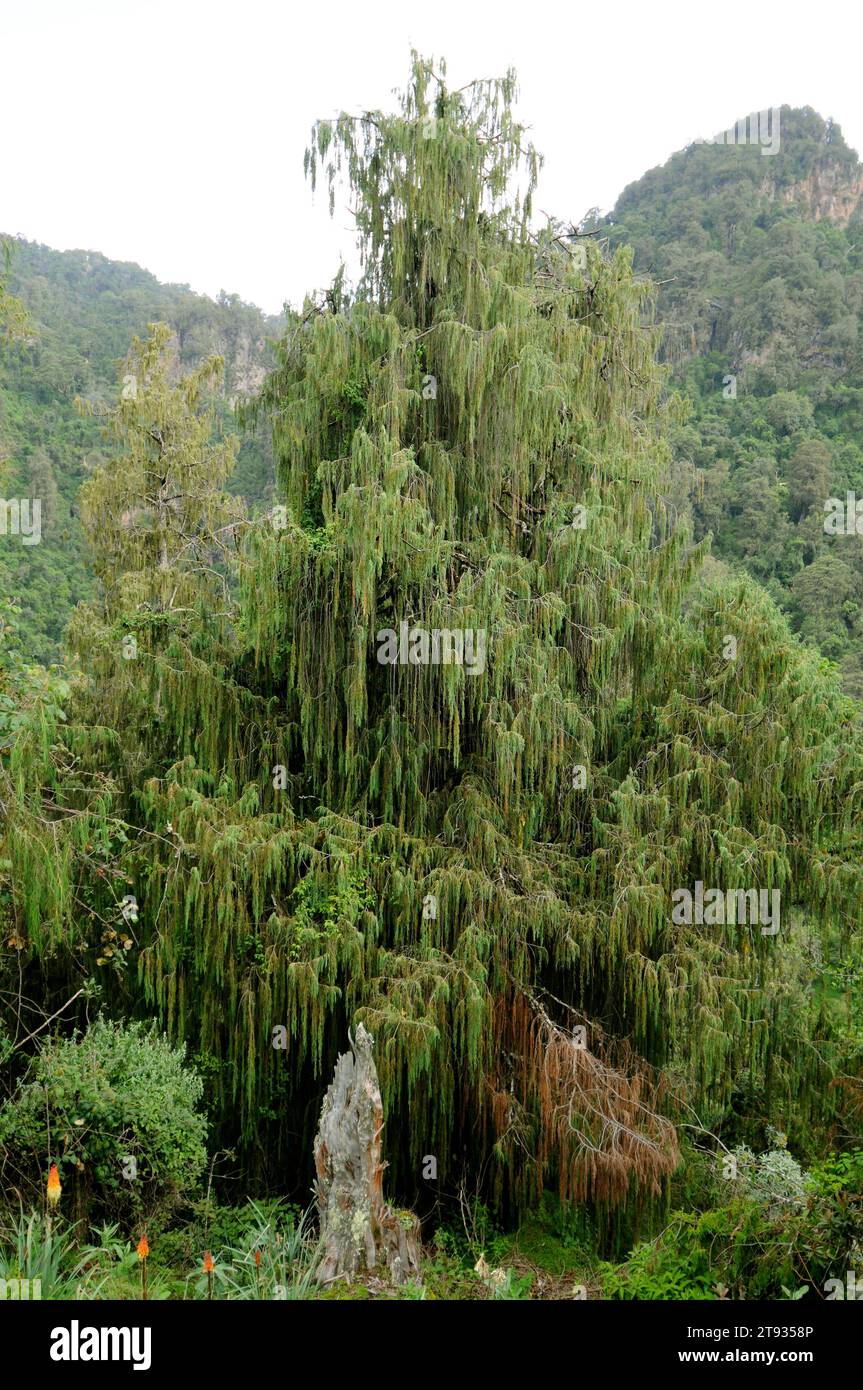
[0, 1017, 207, 1230]
[600, 1213, 717, 1300]
[730, 1143, 809, 1208]
[601, 1179, 863, 1301]
[807, 1149, 863, 1199]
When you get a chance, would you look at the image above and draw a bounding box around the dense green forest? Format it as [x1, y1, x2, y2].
[1, 60, 861, 1303]
[598, 107, 863, 696]
[0, 241, 279, 664]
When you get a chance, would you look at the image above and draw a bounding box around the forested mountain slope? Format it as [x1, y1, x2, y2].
[598, 107, 863, 693]
[0, 239, 279, 662]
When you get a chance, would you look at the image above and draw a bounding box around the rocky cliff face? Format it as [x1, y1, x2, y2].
[764, 163, 863, 226]
[225, 330, 269, 404]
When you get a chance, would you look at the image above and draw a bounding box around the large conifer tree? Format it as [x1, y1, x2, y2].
[3, 56, 861, 1226]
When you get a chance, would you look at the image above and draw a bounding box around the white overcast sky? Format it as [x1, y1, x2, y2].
[1, 0, 861, 315]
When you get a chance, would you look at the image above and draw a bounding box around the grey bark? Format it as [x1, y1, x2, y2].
[313, 1023, 422, 1286]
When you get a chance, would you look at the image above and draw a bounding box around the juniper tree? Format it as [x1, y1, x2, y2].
[3, 57, 862, 1229]
[70, 323, 249, 776]
[0, 327, 247, 1008]
[127, 56, 863, 1213]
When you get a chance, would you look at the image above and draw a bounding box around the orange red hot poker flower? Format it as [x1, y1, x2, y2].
[137, 1235, 150, 1300]
[47, 1163, 61, 1208]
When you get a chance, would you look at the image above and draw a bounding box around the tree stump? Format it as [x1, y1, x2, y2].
[313, 1023, 422, 1286]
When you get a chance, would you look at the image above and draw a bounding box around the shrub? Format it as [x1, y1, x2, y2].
[807, 1149, 863, 1199]
[601, 1181, 863, 1301]
[730, 1143, 809, 1209]
[0, 1017, 207, 1231]
[600, 1213, 717, 1300]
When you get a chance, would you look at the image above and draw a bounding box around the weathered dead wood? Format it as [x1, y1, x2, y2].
[313, 1022, 422, 1286]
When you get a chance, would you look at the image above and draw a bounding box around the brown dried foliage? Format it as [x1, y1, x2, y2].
[491, 993, 679, 1205]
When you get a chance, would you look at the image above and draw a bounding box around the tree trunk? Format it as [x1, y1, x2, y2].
[313, 1023, 422, 1286]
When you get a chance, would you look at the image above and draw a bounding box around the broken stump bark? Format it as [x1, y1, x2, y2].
[313, 1022, 422, 1286]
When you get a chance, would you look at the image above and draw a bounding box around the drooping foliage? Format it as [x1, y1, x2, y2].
[2, 58, 861, 1228]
